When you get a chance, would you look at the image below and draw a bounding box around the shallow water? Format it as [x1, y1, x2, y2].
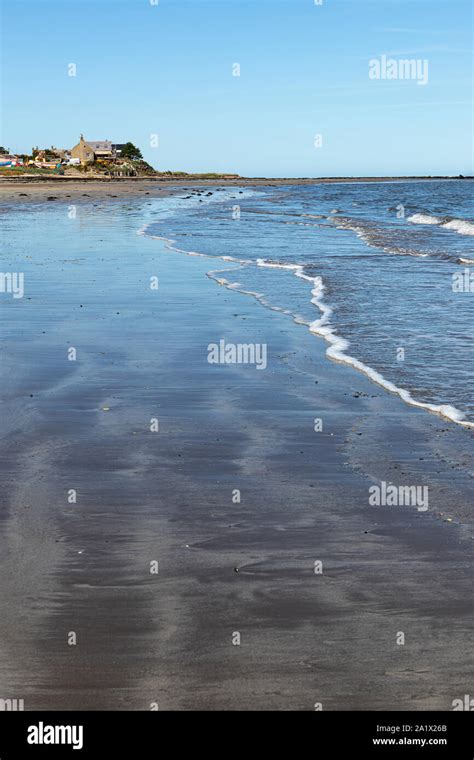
[143, 180, 474, 426]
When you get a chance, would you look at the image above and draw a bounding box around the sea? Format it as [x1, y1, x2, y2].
[141, 179, 474, 427]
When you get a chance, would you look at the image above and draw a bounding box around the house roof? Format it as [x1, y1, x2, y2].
[85, 141, 113, 152]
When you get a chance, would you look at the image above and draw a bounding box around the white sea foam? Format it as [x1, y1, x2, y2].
[238, 259, 473, 427]
[407, 213, 442, 225]
[256, 258, 299, 270]
[441, 218, 474, 236]
[408, 213, 474, 237]
[139, 216, 473, 429]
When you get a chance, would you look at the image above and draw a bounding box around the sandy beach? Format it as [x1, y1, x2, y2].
[0, 192, 472, 710]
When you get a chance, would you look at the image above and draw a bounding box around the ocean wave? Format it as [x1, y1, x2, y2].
[260, 261, 473, 428]
[251, 259, 473, 428]
[408, 213, 474, 236]
[441, 218, 474, 236]
[407, 213, 442, 225]
[140, 223, 473, 429]
[333, 217, 429, 258]
[256, 259, 300, 270]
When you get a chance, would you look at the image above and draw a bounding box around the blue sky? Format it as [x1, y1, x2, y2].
[1, 0, 472, 176]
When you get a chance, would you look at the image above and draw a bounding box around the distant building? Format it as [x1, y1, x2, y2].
[50, 146, 67, 160]
[0, 154, 22, 167]
[70, 135, 115, 164]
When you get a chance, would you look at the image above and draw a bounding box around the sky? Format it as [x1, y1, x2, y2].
[1, 0, 472, 177]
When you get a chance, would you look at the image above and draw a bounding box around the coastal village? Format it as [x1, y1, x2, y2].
[0, 135, 154, 176]
[0, 135, 239, 180]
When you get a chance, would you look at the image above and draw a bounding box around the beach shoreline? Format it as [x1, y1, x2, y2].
[1, 175, 472, 204]
[0, 197, 472, 709]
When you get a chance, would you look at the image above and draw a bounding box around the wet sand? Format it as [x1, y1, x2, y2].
[0, 198, 472, 710]
[0, 178, 185, 204]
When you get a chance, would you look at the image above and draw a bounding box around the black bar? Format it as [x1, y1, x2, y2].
[0, 711, 472, 758]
